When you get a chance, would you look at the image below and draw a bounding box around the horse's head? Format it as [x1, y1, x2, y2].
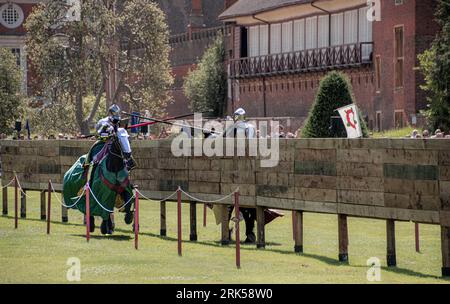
[106, 134, 126, 173]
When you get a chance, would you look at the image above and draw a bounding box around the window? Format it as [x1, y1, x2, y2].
[375, 55, 381, 91]
[395, 0, 404, 5]
[344, 10, 358, 44]
[11, 48, 21, 66]
[260, 25, 269, 56]
[318, 15, 329, 48]
[331, 13, 344, 46]
[394, 111, 404, 129]
[270, 23, 281, 54]
[376, 111, 382, 132]
[359, 7, 373, 60]
[394, 26, 404, 88]
[248, 26, 259, 57]
[305, 16, 317, 50]
[0, 3, 24, 29]
[293, 19, 305, 51]
[282, 22, 293, 53]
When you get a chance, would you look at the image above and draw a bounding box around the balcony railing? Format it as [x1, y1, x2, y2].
[229, 42, 373, 79]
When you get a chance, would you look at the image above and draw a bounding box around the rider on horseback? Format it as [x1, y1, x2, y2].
[95, 104, 137, 230]
[96, 104, 136, 171]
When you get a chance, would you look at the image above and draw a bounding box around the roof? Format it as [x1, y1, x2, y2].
[219, 0, 312, 20]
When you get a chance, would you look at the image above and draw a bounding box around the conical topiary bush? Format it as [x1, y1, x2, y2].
[302, 71, 369, 138]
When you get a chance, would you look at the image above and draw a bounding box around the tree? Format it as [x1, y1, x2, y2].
[183, 34, 227, 117]
[302, 71, 369, 138]
[0, 48, 24, 135]
[418, 2, 450, 132]
[25, 0, 173, 135]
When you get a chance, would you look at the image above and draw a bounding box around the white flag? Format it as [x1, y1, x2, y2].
[337, 104, 363, 138]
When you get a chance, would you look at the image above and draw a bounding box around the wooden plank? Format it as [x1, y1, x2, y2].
[256, 206, 265, 249]
[40, 191, 46, 220]
[294, 160, 336, 176]
[189, 202, 197, 241]
[338, 214, 349, 263]
[337, 190, 385, 207]
[337, 149, 383, 164]
[383, 164, 438, 180]
[296, 188, 336, 203]
[295, 149, 336, 161]
[221, 205, 230, 245]
[441, 226, 450, 277]
[2, 187, 7, 215]
[294, 211, 303, 253]
[160, 201, 166, 236]
[337, 162, 383, 177]
[257, 185, 294, 199]
[337, 203, 440, 224]
[386, 219, 397, 267]
[337, 176, 384, 192]
[294, 175, 336, 189]
[383, 149, 438, 166]
[440, 211, 450, 227]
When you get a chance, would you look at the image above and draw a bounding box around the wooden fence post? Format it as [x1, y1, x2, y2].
[203, 203, 207, 227]
[294, 210, 303, 253]
[62, 192, 68, 223]
[40, 191, 46, 220]
[441, 226, 450, 277]
[160, 201, 167, 236]
[221, 205, 230, 246]
[386, 219, 397, 267]
[20, 190, 26, 218]
[14, 176, 18, 229]
[256, 207, 265, 249]
[177, 188, 182, 256]
[338, 214, 349, 263]
[2, 186, 7, 215]
[47, 181, 51, 234]
[189, 202, 197, 241]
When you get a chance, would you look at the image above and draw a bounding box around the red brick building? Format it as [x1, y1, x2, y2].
[218, 0, 439, 131]
[0, 0, 40, 94]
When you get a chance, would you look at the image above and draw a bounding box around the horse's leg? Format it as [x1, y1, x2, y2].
[122, 191, 133, 225]
[243, 208, 256, 244]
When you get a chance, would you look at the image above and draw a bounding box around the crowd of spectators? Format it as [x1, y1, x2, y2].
[410, 129, 450, 139]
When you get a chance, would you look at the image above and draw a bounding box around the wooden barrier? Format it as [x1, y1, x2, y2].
[1, 138, 450, 276]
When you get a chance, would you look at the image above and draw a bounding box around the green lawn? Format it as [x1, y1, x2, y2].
[0, 187, 448, 284]
[371, 127, 420, 138]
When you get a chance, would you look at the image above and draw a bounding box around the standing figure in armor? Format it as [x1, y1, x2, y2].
[225, 108, 257, 243]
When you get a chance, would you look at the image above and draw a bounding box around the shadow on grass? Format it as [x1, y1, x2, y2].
[3, 215, 448, 281]
[70, 234, 132, 241]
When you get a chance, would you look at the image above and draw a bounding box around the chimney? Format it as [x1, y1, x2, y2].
[188, 0, 205, 33]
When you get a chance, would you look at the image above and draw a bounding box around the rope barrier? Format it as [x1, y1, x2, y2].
[1, 178, 15, 189]
[14, 174, 32, 198]
[49, 181, 85, 209]
[86, 184, 135, 214]
[178, 187, 239, 204]
[136, 187, 239, 204]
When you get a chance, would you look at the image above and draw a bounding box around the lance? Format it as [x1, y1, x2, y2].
[125, 113, 195, 130]
[122, 111, 222, 135]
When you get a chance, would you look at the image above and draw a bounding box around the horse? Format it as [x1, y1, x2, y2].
[62, 133, 134, 235]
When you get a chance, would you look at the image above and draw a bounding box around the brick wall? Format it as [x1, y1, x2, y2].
[231, 68, 375, 131]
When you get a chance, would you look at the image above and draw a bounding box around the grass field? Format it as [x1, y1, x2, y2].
[0, 187, 449, 284]
[371, 127, 420, 138]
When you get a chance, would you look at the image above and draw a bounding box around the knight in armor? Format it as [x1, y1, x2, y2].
[225, 108, 257, 243]
[95, 104, 137, 231]
[95, 104, 136, 171]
